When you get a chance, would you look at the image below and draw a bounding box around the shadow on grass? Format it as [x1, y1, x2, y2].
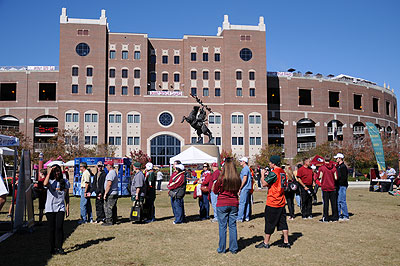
[238, 235, 264, 251]
[66, 236, 115, 253]
[271, 232, 303, 246]
[1, 219, 80, 266]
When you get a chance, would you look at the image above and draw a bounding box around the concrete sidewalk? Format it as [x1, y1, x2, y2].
[348, 181, 370, 188]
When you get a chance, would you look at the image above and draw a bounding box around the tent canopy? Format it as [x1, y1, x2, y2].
[0, 134, 19, 147]
[169, 146, 217, 165]
[0, 147, 15, 156]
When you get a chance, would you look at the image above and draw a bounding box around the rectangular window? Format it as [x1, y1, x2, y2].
[191, 88, 197, 96]
[134, 137, 140, 145]
[109, 114, 115, 123]
[150, 55, 156, 64]
[127, 137, 133, 145]
[134, 114, 140, 123]
[250, 137, 255, 145]
[85, 136, 91, 145]
[72, 67, 78, 76]
[122, 86, 128, 95]
[249, 88, 255, 97]
[299, 89, 312, 106]
[214, 53, 220, 62]
[115, 137, 121, 145]
[215, 115, 221, 124]
[72, 85, 78, 94]
[353, 94, 362, 110]
[256, 137, 261, 145]
[162, 73, 168, 82]
[109, 86, 115, 95]
[86, 85, 92, 94]
[203, 88, 209, 96]
[72, 113, 79, 122]
[122, 69, 128, 78]
[134, 51, 140, 60]
[203, 53, 208, 62]
[249, 71, 255, 80]
[150, 72, 156, 82]
[134, 69, 140, 78]
[39, 83, 56, 101]
[215, 137, 221, 145]
[191, 71, 197, 80]
[127, 115, 133, 123]
[122, 51, 128, 59]
[109, 137, 115, 145]
[238, 137, 244, 145]
[394, 105, 397, 119]
[386, 101, 390, 116]
[65, 113, 72, 122]
[174, 56, 180, 64]
[236, 71, 242, 80]
[232, 137, 237, 145]
[85, 114, 91, 122]
[236, 88, 242, 96]
[238, 115, 243, 124]
[86, 67, 93, 77]
[209, 115, 215, 124]
[134, 87, 140, 95]
[249, 115, 255, 124]
[267, 87, 280, 105]
[373, 98, 379, 113]
[109, 69, 115, 78]
[203, 71, 209, 80]
[191, 52, 197, 61]
[92, 114, 98, 122]
[116, 114, 122, 123]
[92, 136, 97, 145]
[329, 91, 340, 108]
[162, 55, 168, 64]
[174, 73, 180, 82]
[215, 88, 221, 97]
[110, 50, 116, 59]
[72, 136, 78, 145]
[256, 115, 261, 124]
[232, 115, 238, 124]
[215, 71, 220, 80]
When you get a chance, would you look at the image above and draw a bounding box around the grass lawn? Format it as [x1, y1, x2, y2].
[1, 188, 400, 266]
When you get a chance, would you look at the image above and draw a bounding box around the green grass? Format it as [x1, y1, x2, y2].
[1, 188, 400, 265]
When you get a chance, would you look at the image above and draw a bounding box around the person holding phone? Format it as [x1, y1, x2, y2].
[43, 164, 70, 255]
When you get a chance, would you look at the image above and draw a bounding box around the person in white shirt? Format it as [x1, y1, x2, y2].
[156, 169, 164, 191]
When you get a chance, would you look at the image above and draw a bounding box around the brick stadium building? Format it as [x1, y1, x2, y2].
[0, 9, 397, 163]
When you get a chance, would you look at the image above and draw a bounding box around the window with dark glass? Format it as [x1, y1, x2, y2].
[162, 73, 168, 82]
[134, 51, 140, 60]
[110, 50, 116, 59]
[236, 88, 242, 97]
[386, 101, 390, 116]
[203, 53, 208, 62]
[215, 71, 220, 80]
[72, 67, 79, 76]
[109, 137, 115, 145]
[122, 86, 128, 95]
[214, 53, 220, 62]
[203, 88, 209, 96]
[249, 88, 255, 97]
[203, 71, 209, 80]
[150, 55, 156, 64]
[109, 86, 115, 95]
[353, 94, 362, 110]
[239, 48, 252, 61]
[122, 51, 128, 59]
[72, 85, 78, 94]
[191, 52, 197, 61]
[215, 137, 221, 145]
[134, 69, 140, 78]
[109, 69, 115, 78]
[150, 72, 156, 82]
[127, 137, 133, 145]
[249, 71, 255, 80]
[191, 88, 197, 96]
[134, 87, 140, 95]
[85, 136, 91, 145]
[191, 71, 197, 80]
[134, 137, 140, 145]
[174, 73, 180, 82]
[92, 136, 97, 145]
[85, 114, 91, 122]
[122, 69, 128, 78]
[76, 43, 90, 56]
[215, 88, 221, 97]
[299, 89, 312, 106]
[162, 55, 168, 64]
[329, 91, 340, 108]
[39, 83, 56, 101]
[174, 56, 180, 64]
[236, 71, 242, 80]
[267, 87, 280, 105]
[86, 85, 92, 94]
[92, 114, 98, 122]
[373, 98, 379, 113]
[86, 67, 93, 77]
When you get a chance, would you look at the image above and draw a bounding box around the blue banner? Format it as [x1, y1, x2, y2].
[366, 122, 386, 171]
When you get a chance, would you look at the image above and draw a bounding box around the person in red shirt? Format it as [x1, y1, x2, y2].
[318, 155, 338, 222]
[213, 157, 241, 254]
[256, 155, 290, 249]
[198, 163, 212, 220]
[296, 158, 314, 219]
[168, 161, 186, 224]
[209, 162, 220, 222]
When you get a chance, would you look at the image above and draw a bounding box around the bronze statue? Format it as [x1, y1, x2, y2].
[181, 95, 214, 143]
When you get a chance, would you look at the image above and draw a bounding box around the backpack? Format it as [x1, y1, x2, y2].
[280, 172, 290, 192]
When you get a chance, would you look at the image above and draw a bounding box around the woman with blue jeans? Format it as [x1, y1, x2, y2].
[213, 158, 241, 254]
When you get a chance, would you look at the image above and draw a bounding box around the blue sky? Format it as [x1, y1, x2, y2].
[1, 0, 399, 103]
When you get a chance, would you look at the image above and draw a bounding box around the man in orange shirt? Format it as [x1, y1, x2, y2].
[255, 155, 290, 249]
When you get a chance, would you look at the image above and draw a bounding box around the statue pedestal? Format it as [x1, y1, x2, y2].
[183, 144, 220, 164]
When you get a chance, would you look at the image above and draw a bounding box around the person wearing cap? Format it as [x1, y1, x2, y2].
[168, 162, 186, 224]
[237, 157, 252, 222]
[91, 161, 107, 223]
[296, 158, 314, 219]
[102, 161, 119, 226]
[318, 155, 338, 223]
[144, 162, 156, 222]
[131, 162, 146, 204]
[335, 153, 349, 221]
[210, 162, 221, 222]
[256, 155, 290, 249]
[198, 163, 212, 220]
[78, 162, 93, 224]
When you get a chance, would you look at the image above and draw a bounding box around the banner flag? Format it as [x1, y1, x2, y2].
[366, 122, 386, 171]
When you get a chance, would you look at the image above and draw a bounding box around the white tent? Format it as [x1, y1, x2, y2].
[0, 147, 15, 156]
[169, 146, 217, 165]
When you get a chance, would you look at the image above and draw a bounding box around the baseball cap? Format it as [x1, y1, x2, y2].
[145, 162, 153, 170]
[211, 162, 218, 167]
[239, 157, 248, 163]
[104, 161, 113, 166]
[97, 161, 104, 166]
[79, 162, 87, 168]
[133, 162, 141, 168]
[269, 155, 281, 166]
[334, 153, 344, 159]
